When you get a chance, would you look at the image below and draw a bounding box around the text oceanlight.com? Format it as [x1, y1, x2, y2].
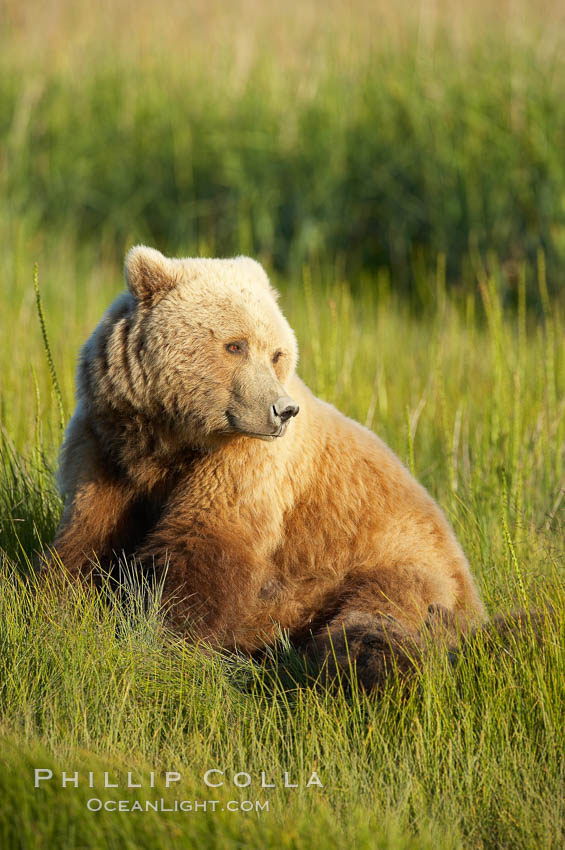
[86, 798, 270, 813]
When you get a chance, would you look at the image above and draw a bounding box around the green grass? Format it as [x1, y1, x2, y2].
[3, 3, 565, 301]
[0, 238, 563, 849]
[1, 2, 564, 846]
[0, 568, 562, 850]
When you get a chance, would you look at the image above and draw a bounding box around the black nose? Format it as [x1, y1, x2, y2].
[272, 396, 300, 423]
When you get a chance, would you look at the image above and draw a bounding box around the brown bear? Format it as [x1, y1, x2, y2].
[50, 246, 488, 689]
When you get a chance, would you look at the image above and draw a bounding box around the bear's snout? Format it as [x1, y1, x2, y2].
[271, 396, 300, 425]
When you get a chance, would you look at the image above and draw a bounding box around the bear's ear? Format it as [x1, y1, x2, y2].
[124, 245, 178, 303]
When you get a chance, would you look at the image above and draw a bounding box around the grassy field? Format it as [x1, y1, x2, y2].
[1, 1, 564, 848]
[3, 1, 565, 299]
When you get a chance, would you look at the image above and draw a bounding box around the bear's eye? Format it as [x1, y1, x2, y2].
[272, 350, 283, 364]
[226, 340, 247, 354]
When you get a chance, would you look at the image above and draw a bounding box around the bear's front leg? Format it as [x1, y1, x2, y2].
[137, 516, 271, 649]
[47, 475, 137, 583]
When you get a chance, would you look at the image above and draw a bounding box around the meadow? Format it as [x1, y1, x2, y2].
[0, 1, 564, 848]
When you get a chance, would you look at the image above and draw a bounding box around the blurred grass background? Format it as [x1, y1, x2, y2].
[3, 0, 565, 297]
[0, 2, 564, 848]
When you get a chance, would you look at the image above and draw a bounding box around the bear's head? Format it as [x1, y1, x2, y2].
[79, 246, 300, 455]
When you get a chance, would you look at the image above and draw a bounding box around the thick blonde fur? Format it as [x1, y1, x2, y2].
[51, 246, 487, 689]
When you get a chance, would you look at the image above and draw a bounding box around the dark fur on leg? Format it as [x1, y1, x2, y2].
[305, 604, 556, 693]
[307, 613, 425, 692]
